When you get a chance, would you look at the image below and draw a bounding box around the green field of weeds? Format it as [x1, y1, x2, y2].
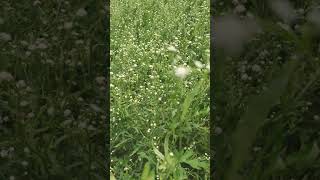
[0, 1, 107, 179]
[110, 0, 210, 179]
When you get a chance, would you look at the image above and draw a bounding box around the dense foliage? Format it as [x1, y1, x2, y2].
[213, 0, 320, 179]
[111, 0, 210, 179]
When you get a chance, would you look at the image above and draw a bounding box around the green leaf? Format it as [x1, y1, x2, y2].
[225, 59, 298, 180]
[140, 162, 155, 180]
[110, 172, 116, 180]
[51, 135, 69, 148]
[286, 142, 320, 169]
[180, 150, 194, 162]
[153, 147, 164, 160]
[180, 150, 209, 170]
[180, 79, 204, 122]
[164, 134, 170, 156]
[183, 158, 208, 170]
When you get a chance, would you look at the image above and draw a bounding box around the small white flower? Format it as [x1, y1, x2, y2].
[75, 39, 84, 45]
[89, 104, 102, 112]
[20, 40, 28, 46]
[21, 161, 29, 166]
[26, 86, 32, 92]
[253, 146, 261, 152]
[25, 51, 31, 56]
[64, 22, 73, 30]
[241, 73, 249, 80]
[16, 80, 26, 88]
[0, 149, 8, 157]
[214, 127, 223, 135]
[3, 116, 9, 122]
[167, 45, 178, 52]
[232, 0, 239, 5]
[23, 147, 30, 154]
[194, 61, 205, 69]
[27, 112, 35, 118]
[174, 66, 190, 79]
[76, 8, 88, 17]
[95, 76, 106, 85]
[0, 32, 11, 42]
[87, 125, 96, 131]
[20, 101, 29, 107]
[33, 0, 41, 6]
[234, 4, 246, 14]
[28, 44, 37, 50]
[47, 107, 55, 116]
[78, 122, 87, 129]
[37, 42, 48, 49]
[252, 64, 261, 72]
[61, 119, 73, 126]
[63, 109, 72, 117]
[0, 71, 14, 82]
[169, 152, 174, 156]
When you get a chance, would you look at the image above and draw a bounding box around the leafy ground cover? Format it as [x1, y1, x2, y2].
[110, 0, 210, 179]
[213, 0, 320, 179]
[0, 0, 107, 179]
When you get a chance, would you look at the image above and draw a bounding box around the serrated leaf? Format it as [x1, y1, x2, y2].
[180, 150, 194, 162]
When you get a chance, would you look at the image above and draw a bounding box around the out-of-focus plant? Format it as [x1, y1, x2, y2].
[213, 0, 320, 179]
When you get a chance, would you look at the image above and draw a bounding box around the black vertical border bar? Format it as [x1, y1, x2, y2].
[105, 0, 110, 178]
[210, 0, 214, 179]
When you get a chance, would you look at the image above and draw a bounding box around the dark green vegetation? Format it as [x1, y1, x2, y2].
[111, 0, 210, 179]
[0, 0, 107, 179]
[213, 0, 320, 179]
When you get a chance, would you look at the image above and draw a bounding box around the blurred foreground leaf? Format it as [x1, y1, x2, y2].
[226, 59, 298, 180]
[140, 162, 155, 180]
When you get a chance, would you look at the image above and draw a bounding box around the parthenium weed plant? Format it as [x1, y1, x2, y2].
[111, 0, 210, 179]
